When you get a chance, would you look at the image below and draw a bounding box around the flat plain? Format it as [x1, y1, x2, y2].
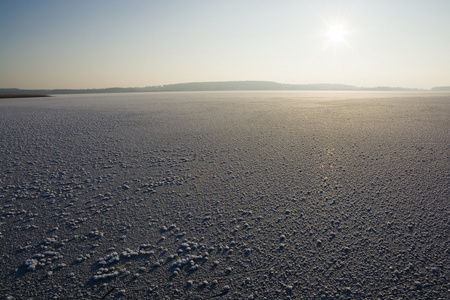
[1, 91, 449, 299]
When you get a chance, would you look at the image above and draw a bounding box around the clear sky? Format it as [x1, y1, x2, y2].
[1, 0, 449, 89]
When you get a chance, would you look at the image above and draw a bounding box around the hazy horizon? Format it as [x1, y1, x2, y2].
[2, 80, 447, 92]
[1, 0, 450, 90]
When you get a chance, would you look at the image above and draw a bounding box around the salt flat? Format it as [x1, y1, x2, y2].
[0, 91, 449, 299]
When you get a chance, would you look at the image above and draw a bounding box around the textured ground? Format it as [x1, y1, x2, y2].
[1, 92, 449, 299]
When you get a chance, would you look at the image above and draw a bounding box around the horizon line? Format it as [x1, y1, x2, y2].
[1, 80, 449, 92]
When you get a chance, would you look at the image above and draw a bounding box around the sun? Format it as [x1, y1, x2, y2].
[327, 24, 347, 43]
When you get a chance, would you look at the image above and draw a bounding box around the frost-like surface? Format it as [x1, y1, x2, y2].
[1, 92, 449, 299]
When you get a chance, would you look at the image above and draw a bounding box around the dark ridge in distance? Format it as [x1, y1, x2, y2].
[431, 86, 450, 91]
[0, 94, 51, 99]
[0, 80, 440, 95]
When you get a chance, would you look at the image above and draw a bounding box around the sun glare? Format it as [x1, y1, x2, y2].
[327, 24, 347, 43]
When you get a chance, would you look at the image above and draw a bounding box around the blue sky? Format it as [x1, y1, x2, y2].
[1, 0, 449, 89]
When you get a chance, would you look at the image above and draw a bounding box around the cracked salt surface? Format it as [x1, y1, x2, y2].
[0, 92, 449, 299]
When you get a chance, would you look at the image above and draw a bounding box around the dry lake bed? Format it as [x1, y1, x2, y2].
[0, 91, 449, 299]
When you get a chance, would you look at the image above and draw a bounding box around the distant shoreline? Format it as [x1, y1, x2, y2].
[2, 81, 447, 96]
[0, 94, 51, 99]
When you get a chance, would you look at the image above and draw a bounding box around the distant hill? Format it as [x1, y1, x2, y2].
[161, 81, 361, 91]
[0, 81, 426, 95]
[431, 86, 450, 91]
